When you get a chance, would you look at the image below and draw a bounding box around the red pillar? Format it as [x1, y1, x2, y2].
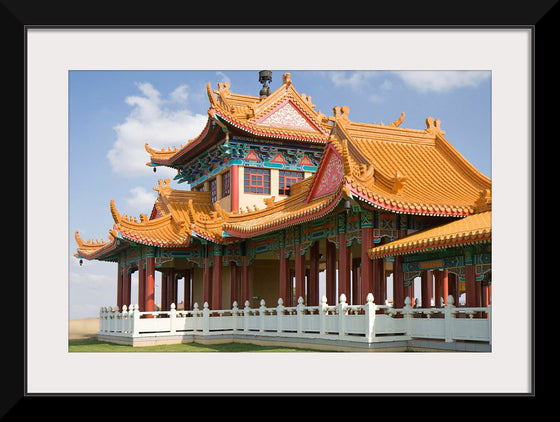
[338, 233, 350, 300]
[145, 256, 155, 316]
[373, 258, 385, 305]
[393, 255, 405, 308]
[465, 264, 478, 307]
[230, 263, 239, 308]
[241, 256, 250, 305]
[294, 243, 306, 303]
[161, 271, 168, 311]
[169, 268, 177, 308]
[184, 269, 192, 311]
[351, 257, 360, 305]
[137, 259, 145, 311]
[203, 258, 212, 307]
[123, 267, 132, 308]
[212, 254, 223, 310]
[434, 270, 443, 307]
[441, 269, 449, 306]
[360, 227, 373, 305]
[421, 270, 433, 308]
[117, 264, 123, 309]
[325, 240, 337, 304]
[278, 247, 290, 305]
[230, 165, 239, 213]
[308, 242, 320, 306]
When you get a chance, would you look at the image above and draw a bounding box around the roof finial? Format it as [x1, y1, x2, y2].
[258, 70, 272, 98]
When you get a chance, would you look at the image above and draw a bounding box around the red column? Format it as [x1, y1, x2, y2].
[123, 267, 132, 308]
[145, 256, 155, 316]
[404, 279, 414, 307]
[184, 269, 192, 311]
[294, 243, 306, 303]
[421, 270, 433, 308]
[169, 268, 177, 308]
[230, 165, 239, 213]
[338, 233, 350, 300]
[373, 258, 385, 305]
[137, 259, 145, 311]
[308, 242, 320, 306]
[393, 255, 405, 309]
[360, 227, 373, 305]
[325, 240, 337, 304]
[213, 254, 223, 310]
[230, 263, 239, 308]
[441, 269, 449, 306]
[288, 268, 295, 307]
[434, 270, 443, 307]
[465, 264, 478, 307]
[278, 247, 290, 305]
[351, 257, 360, 305]
[241, 256, 250, 305]
[117, 264, 123, 309]
[203, 258, 212, 307]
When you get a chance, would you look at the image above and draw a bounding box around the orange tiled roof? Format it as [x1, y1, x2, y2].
[145, 73, 332, 168]
[327, 106, 491, 217]
[368, 210, 491, 258]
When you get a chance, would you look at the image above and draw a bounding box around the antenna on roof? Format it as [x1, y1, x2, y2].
[258, 70, 272, 98]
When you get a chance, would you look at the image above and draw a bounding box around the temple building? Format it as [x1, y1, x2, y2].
[74, 71, 492, 317]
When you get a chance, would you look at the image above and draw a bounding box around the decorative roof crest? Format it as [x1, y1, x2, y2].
[425, 116, 446, 135]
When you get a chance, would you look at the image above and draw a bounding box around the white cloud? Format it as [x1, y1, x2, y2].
[125, 186, 157, 215]
[326, 71, 378, 90]
[393, 71, 490, 93]
[107, 82, 208, 177]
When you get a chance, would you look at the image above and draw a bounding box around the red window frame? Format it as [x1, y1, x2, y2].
[244, 167, 270, 194]
[279, 170, 303, 195]
[210, 178, 217, 203]
[222, 170, 231, 197]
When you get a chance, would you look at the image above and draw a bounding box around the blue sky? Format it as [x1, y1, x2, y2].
[68, 69, 491, 319]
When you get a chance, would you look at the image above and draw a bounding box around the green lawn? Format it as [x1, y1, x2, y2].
[69, 338, 327, 352]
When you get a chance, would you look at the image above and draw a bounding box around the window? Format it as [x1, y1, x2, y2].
[222, 170, 231, 197]
[279, 170, 303, 195]
[244, 167, 270, 194]
[210, 178, 217, 203]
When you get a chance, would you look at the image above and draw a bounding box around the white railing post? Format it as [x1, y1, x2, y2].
[99, 307, 105, 333]
[319, 295, 328, 335]
[232, 301, 239, 331]
[132, 304, 140, 336]
[244, 300, 251, 332]
[259, 299, 266, 332]
[297, 297, 305, 334]
[121, 305, 127, 333]
[192, 302, 199, 332]
[364, 293, 376, 342]
[338, 294, 348, 338]
[403, 296, 414, 338]
[276, 298, 285, 333]
[170, 303, 177, 335]
[444, 295, 456, 342]
[202, 302, 210, 335]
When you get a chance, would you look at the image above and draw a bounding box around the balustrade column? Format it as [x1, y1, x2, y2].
[325, 239, 337, 305]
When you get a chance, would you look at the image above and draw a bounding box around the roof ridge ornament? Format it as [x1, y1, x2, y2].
[329, 105, 350, 126]
[425, 116, 446, 135]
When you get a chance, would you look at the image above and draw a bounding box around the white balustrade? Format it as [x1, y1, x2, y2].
[97, 294, 491, 346]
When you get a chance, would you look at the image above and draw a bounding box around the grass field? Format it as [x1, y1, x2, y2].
[68, 338, 327, 353]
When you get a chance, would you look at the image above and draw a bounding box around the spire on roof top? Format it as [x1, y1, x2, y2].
[258, 70, 272, 98]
